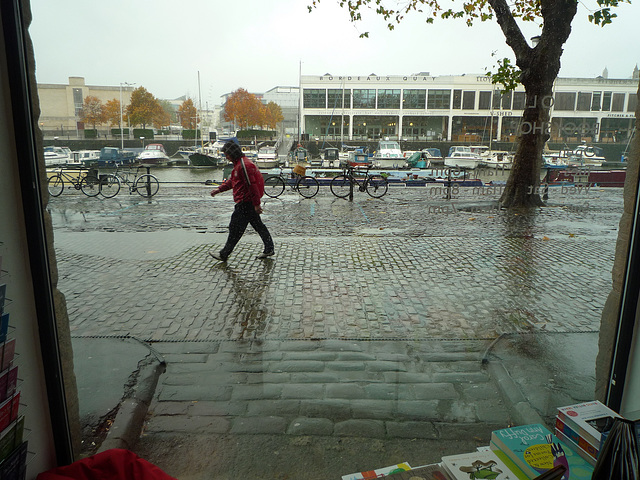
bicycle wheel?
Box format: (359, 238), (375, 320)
(330, 175), (351, 198)
(80, 175), (101, 197)
(296, 176), (319, 198)
(264, 175), (285, 198)
(48, 174), (64, 197)
(366, 174), (389, 198)
(99, 174), (121, 198)
(134, 174), (160, 197)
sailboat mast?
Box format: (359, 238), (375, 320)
(198, 71), (203, 148)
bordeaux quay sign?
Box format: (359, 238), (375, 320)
(316, 75), (495, 83)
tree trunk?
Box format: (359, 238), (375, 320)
(490, 0), (578, 208)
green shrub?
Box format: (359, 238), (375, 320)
(84, 129), (97, 139)
(111, 128), (130, 136)
(133, 128), (154, 140)
(182, 129), (201, 140)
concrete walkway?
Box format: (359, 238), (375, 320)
(51, 183), (619, 478)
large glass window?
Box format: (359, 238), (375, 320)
(402, 89), (426, 109)
(452, 90), (462, 109)
(554, 92), (576, 111)
(352, 89), (376, 109)
(628, 92), (638, 112)
(478, 91), (492, 110)
(603, 91), (612, 111)
(377, 89), (400, 109)
(592, 92), (602, 111)
(427, 89), (450, 109)
(612, 93), (625, 112)
(512, 92), (526, 111)
(303, 89), (326, 108)
(327, 89), (351, 109)
(462, 91), (475, 110)
(576, 92), (591, 111)
(492, 91), (502, 110)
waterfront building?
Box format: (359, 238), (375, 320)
(300, 72), (638, 145)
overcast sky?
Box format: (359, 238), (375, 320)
(29, 0), (639, 108)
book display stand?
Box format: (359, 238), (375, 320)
(0, 249), (29, 479)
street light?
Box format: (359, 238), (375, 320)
(120, 82), (135, 149)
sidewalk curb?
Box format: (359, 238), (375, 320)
(98, 359), (165, 452)
(487, 360), (546, 426)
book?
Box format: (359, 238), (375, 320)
(554, 427), (596, 467)
(0, 313), (8, 344)
(0, 366), (18, 403)
(0, 416), (25, 463)
(383, 464), (454, 479)
(0, 338), (15, 372)
(441, 449), (523, 480)
(0, 392), (20, 433)
(554, 417), (598, 461)
(0, 284), (6, 314)
(0, 440), (27, 480)
(341, 462), (412, 479)
(556, 401), (621, 448)
(490, 424), (594, 479)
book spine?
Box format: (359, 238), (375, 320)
(554, 428), (597, 466)
(556, 411), (599, 447)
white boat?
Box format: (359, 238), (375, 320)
(74, 149), (100, 166)
(372, 140), (405, 168)
(566, 144), (606, 167)
(44, 146), (73, 166)
(481, 151), (513, 169)
(255, 146), (279, 169)
(444, 146), (483, 169)
(138, 143), (170, 166)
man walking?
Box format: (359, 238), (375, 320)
(209, 140), (274, 261)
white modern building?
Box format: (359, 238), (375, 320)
(300, 72), (639, 145)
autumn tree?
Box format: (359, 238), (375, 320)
(264, 101), (284, 130)
(153, 101), (172, 130)
(79, 95), (105, 129)
(310, 0), (626, 208)
(178, 98), (198, 129)
(224, 88), (264, 129)
(126, 86), (161, 129)
(103, 99), (126, 127)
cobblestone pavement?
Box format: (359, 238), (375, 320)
(50, 182), (620, 478)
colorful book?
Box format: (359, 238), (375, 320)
(0, 338), (15, 372)
(0, 313), (8, 344)
(0, 284), (6, 314)
(0, 392), (20, 433)
(554, 427), (596, 467)
(556, 401), (621, 448)
(0, 416), (25, 463)
(490, 424), (594, 479)
(554, 417), (598, 462)
(0, 366), (18, 403)
(341, 462), (412, 479)
(441, 449), (523, 480)
(383, 463), (454, 479)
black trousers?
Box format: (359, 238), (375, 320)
(220, 202), (274, 258)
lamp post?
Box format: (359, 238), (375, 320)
(120, 82), (135, 149)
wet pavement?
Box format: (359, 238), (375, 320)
(50, 180), (620, 478)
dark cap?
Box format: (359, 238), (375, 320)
(222, 140), (243, 160)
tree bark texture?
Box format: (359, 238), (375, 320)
(488, 0), (578, 208)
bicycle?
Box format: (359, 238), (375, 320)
(330, 165), (389, 199)
(263, 165), (320, 199)
(47, 166), (101, 197)
(99, 164), (160, 198)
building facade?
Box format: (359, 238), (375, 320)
(300, 73), (638, 145)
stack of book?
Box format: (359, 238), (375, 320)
(490, 423), (595, 479)
(0, 274), (27, 479)
(555, 400), (622, 466)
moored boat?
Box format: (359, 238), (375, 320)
(444, 146), (483, 169)
(372, 140), (404, 168)
(138, 143), (171, 166)
(44, 146), (73, 166)
(256, 146), (279, 169)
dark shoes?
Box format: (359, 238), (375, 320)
(256, 251), (275, 259)
(209, 251), (228, 262)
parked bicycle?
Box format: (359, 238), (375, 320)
(99, 164), (160, 198)
(264, 165), (320, 199)
(47, 166), (100, 197)
(330, 165), (389, 198)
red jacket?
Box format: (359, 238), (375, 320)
(217, 156), (264, 207)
